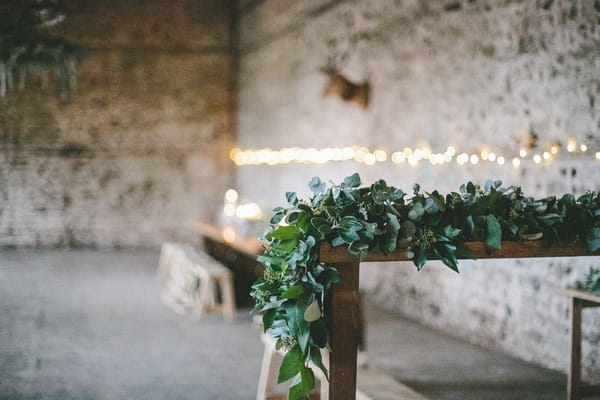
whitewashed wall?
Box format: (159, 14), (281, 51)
(236, 0), (600, 380)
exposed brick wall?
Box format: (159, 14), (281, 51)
(236, 0), (600, 380)
(0, 0), (236, 246)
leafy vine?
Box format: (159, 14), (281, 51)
(251, 173), (600, 399)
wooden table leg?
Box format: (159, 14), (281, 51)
(323, 262), (360, 400)
(568, 297), (582, 400)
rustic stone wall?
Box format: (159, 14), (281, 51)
(236, 0), (600, 380)
(0, 0), (235, 246)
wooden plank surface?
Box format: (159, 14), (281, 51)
(563, 288), (600, 305)
(320, 240), (595, 263)
(188, 221), (262, 258)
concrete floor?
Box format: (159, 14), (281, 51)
(0, 249), (570, 400)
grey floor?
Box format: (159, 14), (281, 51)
(0, 249), (570, 400)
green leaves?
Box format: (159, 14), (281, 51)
(278, 346), (304, 383)
(251, 173), (600, 400)
(485, 214), (502, 250)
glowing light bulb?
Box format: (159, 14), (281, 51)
(374, 149), (387, 162)
(488, 152), (496, 162)
(223, 204), (236, 217)
(481, 151), (489, 161)
(542, 152), (550, 160)
(512, 158), (520, 168)
(391, 152), (405, 163)
(519, 149), (527, 158)
(550, 146), (558, 154)
(225, 189), (238, 203)
(497, 156), (505, 165)
(446, 146), (456, 156)
(580, 144), (588, 152)
(567, 139), (576, 152)
(364, 153), (376, 165)
(596, 152), (600, 160)
(533, 154), (541, 163)
(470, 154), (479, 164)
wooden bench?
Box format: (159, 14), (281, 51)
(563, 289), (600, 400)
(256, 330), (426, 400)
(158, 242), (236, 321)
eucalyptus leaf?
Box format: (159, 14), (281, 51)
(304, 300), (321, 322)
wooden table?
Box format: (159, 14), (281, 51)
(189, 221), (263, 307)
(563, 288), (600, 400)
(319, 240), (598, 400)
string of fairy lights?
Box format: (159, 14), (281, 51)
(229, 138), (600, 169)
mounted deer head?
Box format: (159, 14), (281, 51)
(320, 67), (370, 109)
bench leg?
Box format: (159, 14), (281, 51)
(568, 297), (582, 400)
(219, 276), (236, 321)
(256, 337), (282, 400)
(192, 277), (211, 319)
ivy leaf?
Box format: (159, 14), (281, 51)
(587, 227), (600, 252)
(262, 309), (277, 332)
(310, 346), (328, 379)
(342, 173), (361, 188)
(269, 225), (301, 240)
(286, 191), (298, 205)
(309, 177), (326, 194)
(270, 213), (284, 224)
(282, 285), (306, 299)
(414, 246), (428, 270)
(443, 225), (461, 239)
(300, 366), (315, 395)
(331, 235), (345, 247)
(304, 300), (321, 322)
(387, 213), (400, 231)
(485, 214), (502, 250)
(537, 213), (562, 227)
(310, 319), (328, 348)
(278, 346), (303, 383)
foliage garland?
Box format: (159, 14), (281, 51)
(0, 0), (79, 100)
(250, 173), (600, 399)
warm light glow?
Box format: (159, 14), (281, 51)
(374, 149), (387, 162)
(497, 156), (505, 165)
(230, 142), (598, 167)
(512, 158), (520, 168)
(222, 227), (236, 243)
(519, 149), (527, 158)
(596, 152), (600, 160)
(235, 203), (262, 221)
(364, 153), (377, 165)
(223, 204), (236, 217)
(457, 153), (469, 165)
(391, 152), (405, 163)
(225, 189), (238, 203)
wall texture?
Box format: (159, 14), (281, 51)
(0, 0), (236, 246)
(236, 0), (600, 380)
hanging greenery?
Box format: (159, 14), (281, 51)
(251, 173), (600, 400)
(0, 0), (79, 101)
(575, 267), (600, 295)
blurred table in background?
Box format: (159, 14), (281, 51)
(189, 221), (263, 308)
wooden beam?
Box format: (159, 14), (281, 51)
(323, 262), (360, 400)
(319, 240), (595, 263)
